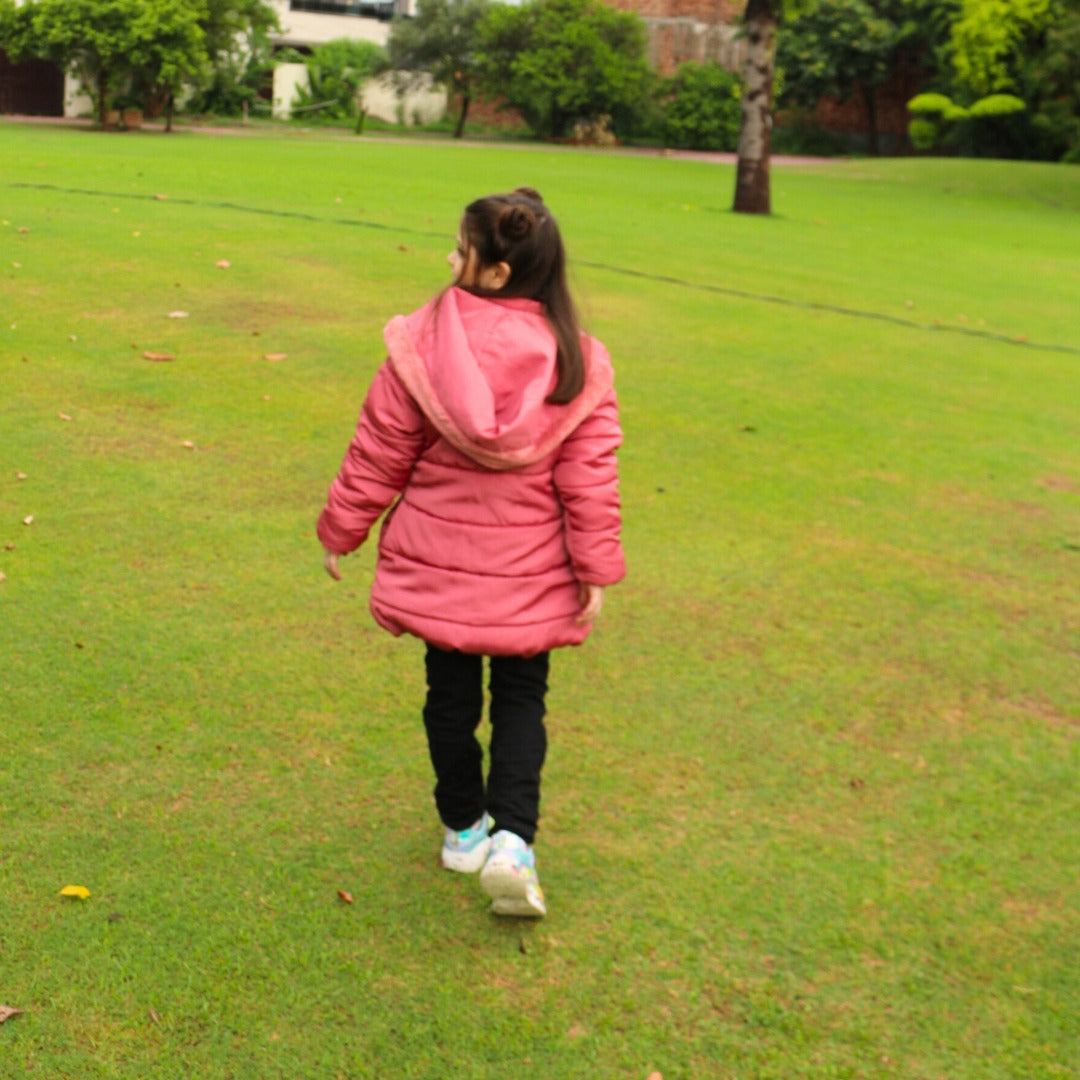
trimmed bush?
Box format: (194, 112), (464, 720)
(907, 91), (1028, 155)
(908, 117), (940, 151)
(907, 92), (954, 117)
(968, 93), (1026, 118)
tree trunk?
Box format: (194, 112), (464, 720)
(454, 90), (470, 139)
(165, 93), (174, 134)
(732, 0), (779, 215)
(97, 68), (108, 128)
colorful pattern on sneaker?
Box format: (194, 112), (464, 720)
(440, 813), (493, 873)
(480, 830), (547, 917)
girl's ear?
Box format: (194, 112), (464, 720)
(479, 261), (512, 291)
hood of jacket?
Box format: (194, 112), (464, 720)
(383, 286), (613, 471)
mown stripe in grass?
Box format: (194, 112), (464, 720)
(13, 180), (1080, 358)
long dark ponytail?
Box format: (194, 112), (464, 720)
(461, 187), (585, 405)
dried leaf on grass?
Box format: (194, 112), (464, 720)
(22, 515), (33, 526)
(59, 884), (91, 900)
(166, 311), (189, 319)
(263, 353), (287, 362)
(216, 260), (231, 269)
(148, 1007), (160, 1024)
(143, 351), (175, 362)
(0, 1004), (25, 1023)
(181, 440), (196, 450)
(58, 412), (72, 421)
(337, 890), (354, 904)
(0, 572), (6, 583)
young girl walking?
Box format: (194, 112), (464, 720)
(317, 187), (625, 918)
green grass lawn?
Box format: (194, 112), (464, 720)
(2, 121), (1077, 1079)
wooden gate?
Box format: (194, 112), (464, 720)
(0, 50), (65, 116)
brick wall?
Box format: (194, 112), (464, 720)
(608, 0), (746, 76)
(809, 56), (924, 142)
(608, 0), (742, 22)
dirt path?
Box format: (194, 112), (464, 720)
(2, 113), (835, 165)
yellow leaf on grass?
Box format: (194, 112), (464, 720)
(60, 885), (91, 900)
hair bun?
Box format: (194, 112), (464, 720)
(501, 204), (535, 241)
(514, 186), (544, 204)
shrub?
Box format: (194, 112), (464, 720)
(968, 93), (1026, 118)
(661, 62), (742, 152)
(908, 116), (940, 151)
(907, 90), (1030, 157)
(294, 38), (388, 120)
(476, 0), (655, 140)
(907, 92), (954, 117)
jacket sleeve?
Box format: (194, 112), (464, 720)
(316, 361), (427, 554)
(552, 386), (626, 586)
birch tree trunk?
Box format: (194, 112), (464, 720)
(733, 0), (779, 215)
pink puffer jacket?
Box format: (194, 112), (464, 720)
(317, 287), (625, 656)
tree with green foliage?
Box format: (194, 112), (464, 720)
(294, 38), (389, 121)
(912, 0), (1077, 160)
(662, 62), (743, 151)
(23, 0), (144, 126)
(0, 0), (33, 61)
(944, 0), (1080, 161)
(1023, 1), (1080, 160)
(777, 0), (892, 155)
(949, 0), (1053, 97)
(200, 0), (277, 63)
(7, 0), (209, 128)
(475, 0), (653, 140)
(388, 0), (490, 139)
(192, 0), (279, 117)
(129, 0), (207, 130)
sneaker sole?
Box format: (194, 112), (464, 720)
(481, 862), (546, 918)
(491, 893), (546, 918)
(441, 836), (492, 874)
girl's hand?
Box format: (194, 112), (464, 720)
(323, 549), (342, 581)
(576, 582), (604, 625)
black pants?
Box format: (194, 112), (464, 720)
(422, 644), (549, 845)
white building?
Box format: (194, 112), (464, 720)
(268, 0), (444, 124)
(269, 0), (406, 52)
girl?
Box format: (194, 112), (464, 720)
(317, 187), (625, 918)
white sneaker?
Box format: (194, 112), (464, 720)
(480, 830), (547, 917)
(440, 814), (492, 873)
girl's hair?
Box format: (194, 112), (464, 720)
(460, 187), (585, 405)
